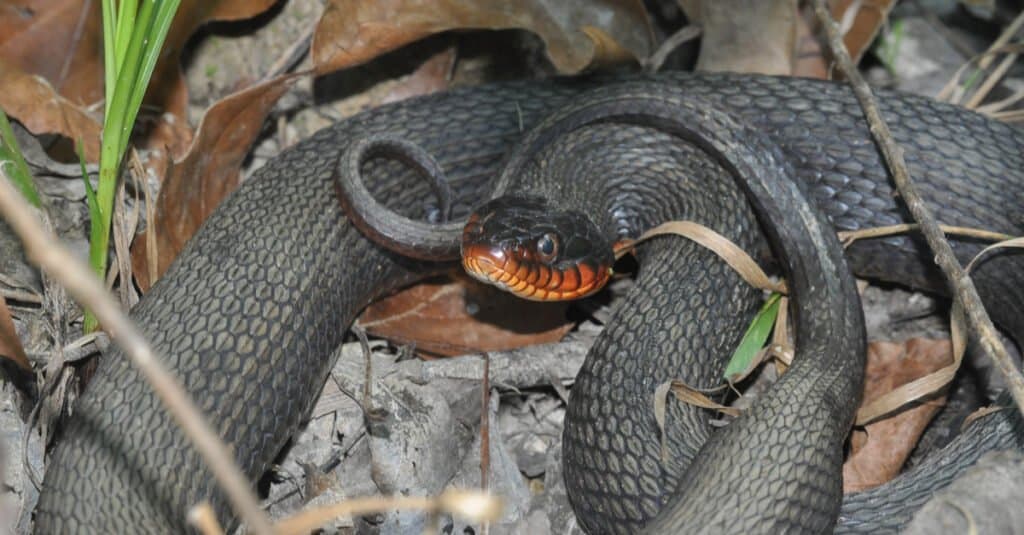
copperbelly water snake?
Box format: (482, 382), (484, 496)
(34, 72), (1024, 533)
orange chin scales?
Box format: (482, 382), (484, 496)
(462, 244), (612, 302)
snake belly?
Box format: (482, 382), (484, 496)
(35, 73), (1024, 533)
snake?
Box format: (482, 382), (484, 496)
(34, 72), (1024, 533)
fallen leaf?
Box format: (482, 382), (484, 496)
(678, 0), (799, 75)
(0, 0), (278, 161)
(312, 0), (653, 75)
(358, 274), (573, 357)
(832, 0), (897, 65)
(843, 338), (952, 493)
(793, 8), (829, 78)
(332, 46), (458, 118)
(0, 296), (30, 374)
(0, 60), (103, 160)
(131, 73), (302, 290)
(0, 0), (104, 106)
(794, 0), (897, 78)
(153, 0), (282, 120)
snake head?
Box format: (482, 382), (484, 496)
(461, 196), (614, 301)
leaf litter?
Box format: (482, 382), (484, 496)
(1, 1), (1021, 532)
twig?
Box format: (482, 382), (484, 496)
(187, 502), (226, 535)
(964, 51), (1018, 109)
(643, 25), (702, 73)
(479, 352), (491, 535)
(273, 490), (500, 535)
(977, 9), (1024, 71)
(0, 179), (275, 532)
(813, 0), (1024, 417)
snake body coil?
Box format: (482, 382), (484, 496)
(36, 73), (1024, 533)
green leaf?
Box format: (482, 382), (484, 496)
(77, 140), (98, 219)
(724, 292), (782, 383)
(0, 109), (41, 207)
(86, 0), (182, 332)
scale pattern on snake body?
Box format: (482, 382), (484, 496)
(35, 72), (1024, 533)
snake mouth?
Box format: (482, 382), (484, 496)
(462, 244), (611, 302)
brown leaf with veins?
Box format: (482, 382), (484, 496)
(358, 274), (573, 357)
(0, 0), (278, 161)
(0, 61), (103, 159)
(843, 338), (952, 493)
(131, 73), (302, 291)
(312, 0), (652, 75)
(0, 296), (31, 374)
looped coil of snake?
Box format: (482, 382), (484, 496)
(35, 72), (1024, 534)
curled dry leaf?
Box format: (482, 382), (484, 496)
(332, 46), (457, 118)
(678, 0), (799, 75)
(0, 61), (102, 160)
(312, 0), (653, 75)
(130, 73), (302, 291)
(0, 0), (278, 162)
(829, 0), (897, 65)
(357, 274), (572, 357)
(0, 295), (30, 373)
(843, 338), (953, 493)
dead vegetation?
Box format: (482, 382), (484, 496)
(1, 0), (1023, 533)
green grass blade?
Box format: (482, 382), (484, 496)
(0, 109), (41, 207)
(102, 0), (118, 113)
(724, 292), (782, 383)
(86, 0), (182, 332)
(77, 140), (99, 219)
(114, 0), (139, 75)
(122, 0), (181, 159)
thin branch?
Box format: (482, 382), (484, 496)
(273, 490), (501, 535)
(479, 352), (491, 535)
(643, 25), (702, 73)
(0, 179), (275, 533)
(812, 0), (1024, 417)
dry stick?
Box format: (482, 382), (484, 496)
(978, 9), (1024, 71)
(479, 352), (491, 535)
(0, 179), (276, 533)
(644, 25), (702, 73)
(812, 0), (1024, 417)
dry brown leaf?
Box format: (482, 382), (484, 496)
(0, 0), (105, 106)
(312, 0), (652, 75)
(678, 0), (799, 75)
(831, 0), (897, 65)
(843, 338), (952, 493)
(0, 60), (103, 160)
(0, 0), (278, 110)
(131, 73), (302, 290)
(0, 296), (31, 374)
(333, 46), (458, 118)
(794, 0), (896, 78)
(793, 7), (829, 78)
(358, 274), (572, 357)
(617, 220), (785, 294)
(0, 0), (278, 162)
(152, 0), (282, 120)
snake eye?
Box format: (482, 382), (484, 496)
(536, 233), (558, 261)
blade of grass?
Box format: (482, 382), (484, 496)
(102, 0), (117, 111)
(724, 292), (782, 383)
(87, 0), (181, 331)
(0, 109), (40, 207)
(113, 0), (139, 83)
(124, 1), (180, 137)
